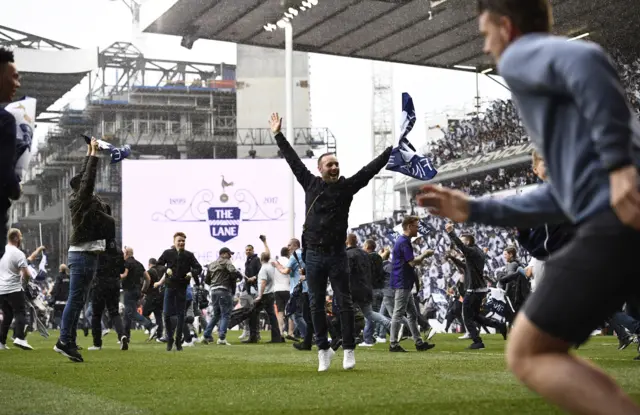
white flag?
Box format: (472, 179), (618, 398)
(5, 97), (37, 182)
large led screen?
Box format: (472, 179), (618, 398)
(121, 159), (317, 271)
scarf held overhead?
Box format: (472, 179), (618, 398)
(82, 135), (131, 164)
(386, 92), (437, 181)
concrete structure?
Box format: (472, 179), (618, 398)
(236, 44), (317, 159)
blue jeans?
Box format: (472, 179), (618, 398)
(60, 251), (99, 345)
(204, 289), (233, 340)
(360, 300), (390, 344)
(305, 248), (355, 350)
(364, 289), (384, 342)
(163, 286), (187, 342)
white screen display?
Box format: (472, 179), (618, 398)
(121, 158), (318, 270)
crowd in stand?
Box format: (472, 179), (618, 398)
(427, 99), (528, 165)
(441, 164), (538, 197)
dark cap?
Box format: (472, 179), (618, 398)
(219, 247), (234, 256)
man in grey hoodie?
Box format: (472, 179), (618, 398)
(418, 1), (640, 414)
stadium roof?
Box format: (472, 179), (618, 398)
(0, 26), (97, 118)
(144, 0), (640, 71)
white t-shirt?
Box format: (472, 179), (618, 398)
(258, 263), (276, 295)
(274, 257), (290, 293)
(0, 245), (28, 295)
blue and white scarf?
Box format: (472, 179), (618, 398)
(82, 135), (131, 164)
(386, 92), (437, 180)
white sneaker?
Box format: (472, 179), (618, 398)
(238, 332), (248, 340)
(358, 342), (375, 347)
(343, 349), (355, 370)
(148, 325), (159, 340)
(217, 339), (231, 346)
(88, 346), (102, 351)
(458, 333), (471, 340)
(183, 340), (195, 347)
(375, 337), (386, 344)
(102, 329), (110, 337)
(144, 329), (150, 335)
(13, 338), (33, 351)
(0, 343), (8, 350)
(318, 348), (335, 372)
(427, 327), (437, 341)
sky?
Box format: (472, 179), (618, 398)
(1, 0), (511, 229)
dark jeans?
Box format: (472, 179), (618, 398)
(163, 286), (187, 343)
(250, 292), (282, 341)
(301, 292), (314, 346)
(60, 251), (99, 345)
(91, 285), (124, 347)
(0, 197), (9, 260)
(142, 294), (164, 336)
(305, 248), (355, 350)
(123, 290), (152, 339)
(462, 291), (504, 343)
(0, 291), (27, 344)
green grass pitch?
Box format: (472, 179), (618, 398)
(1, 331), (639, 415)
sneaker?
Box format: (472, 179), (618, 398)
(427, 327), (437, 341)
(238, 332), (248, 340)
(54, 340), (84, 362)
(88, 346), (102, 351)
(293, 342), (312, 351)
(176, 341), (183, 352)
(201, 336), (214, 344)
(166, 338), (174, 352)
(148, 325), (159, 341)
(343, 349), (355, 370)
(458, 333), (471, 340)
(102, 328), (110, 337)
(0, 343), (9, 350)
(183, 340), (195, 347)
(217, 339), (231, 346)
(318, 348), (335, 372)
(144, 329), (150, 335)
(416, 342), (435, 351)
(468, 342), (485, 350)
(13, 338), (33, 350)
(389, 344), (406, 353)
(358, 342), (375, 347)
(157, 337), (168, 343)
(375, 337), (386, 344)
(618, 336), (633, 351)
(120, 336), (129, 351)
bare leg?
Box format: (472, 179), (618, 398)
(506, 313), (640, 415)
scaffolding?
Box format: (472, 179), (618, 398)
(371, 61), (395, 221)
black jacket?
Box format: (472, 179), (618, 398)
(368, 252), (385, 290)
(275, 132), (391, 249)
(146, 264), (166, 297)
(68, 156), (115, 246)
(346, 246), (373, 304)
(243, 254), (261, 294)
(50, 272), (70, 306)
(157, 248), (202, 289)
(448, 230), (486, 292)
(0, 109), (20, 200)
(517, 223), (575, 260)
(93, 239), (125, 290)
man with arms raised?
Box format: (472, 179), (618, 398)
(418, 1), (640, 413)
(270, 112), (392, 371)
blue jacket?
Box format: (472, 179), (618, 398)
(469, 34), (640, 228)
(517, 223), (574, 261)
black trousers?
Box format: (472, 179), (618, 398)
(0, 197), (9, 260)
(445, 301), (463, 332)
(249, 293), (282, 341)
(91, 284), (125, 347)
(142, 294), (163, 337)
(462, 291), (504, 344)
(0, 291), (27, 344)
